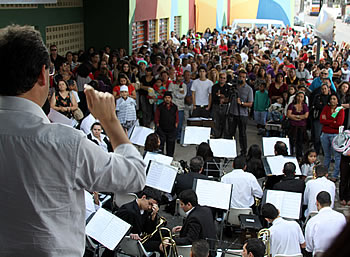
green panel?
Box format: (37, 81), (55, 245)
(0, 5), (84, 43)
(178, 0), (189, 37)
(84, 0), (130, 53)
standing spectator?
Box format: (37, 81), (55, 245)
(116, 85), (137, 132)
(301, 33), (310, 47)
(339, 81), (350, 129)
(268, 73), (288, 102)
(287, 91), (309, 159)
(154, 91), (178, 157)
(320, 93), (345, 180)
(139, 67), (155, 127)
(191, 66), (213, 118)
(168, 72), (187, 143)
(49, 44), (65, 71)
(254, 82), (270, 135)
(341, 63), (350, 82)
(183, 70), (193, 128)
(211, 72), (230, 138)
(226, 69), (253, 155)
(50, 79), (78, 119)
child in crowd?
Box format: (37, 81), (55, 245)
(268, 95), (284, 122)
(116, 85), (137, 132)
(254, 82), (270, 135)
(300, 148), (318, 178)
(153, 78), (167, 106)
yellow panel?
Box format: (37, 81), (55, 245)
(230, 0), (259, 25)
(157, 0), (171, 19)
(196, 0), (217, 33)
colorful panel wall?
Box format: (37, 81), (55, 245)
(195, 0), (217, 33)
(257, 0), (294, 26)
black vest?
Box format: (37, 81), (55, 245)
(158, 102), (177, 132)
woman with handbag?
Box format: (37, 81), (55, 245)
(320, 93), (345, 181)
(287, 91), (309, 159)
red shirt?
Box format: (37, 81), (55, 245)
(219, 45), (228, 52)
(320, 105), (345, 134)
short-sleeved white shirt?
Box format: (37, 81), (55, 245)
(191, 78), (213, 106)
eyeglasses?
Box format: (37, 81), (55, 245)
(321, 72), (328, 75)
(50, 48), (57, 51)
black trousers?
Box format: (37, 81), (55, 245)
(157, 127), (176, 157)
(340, 155), (350, 201)
(211, 104), (228, 138)
(192, 106), (210, 118)
(288, 126), (306, 159)
(225, 115), (248, 155)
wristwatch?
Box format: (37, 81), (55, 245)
(241, 101), (244, 106)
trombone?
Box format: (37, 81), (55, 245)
(140, 215), (167, 244)
(159, 227), (179, 257)
(257, 228), (270, 257)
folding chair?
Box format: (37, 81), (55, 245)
(85, 235), (106, 257)
(224, 249), (243, 257)
(176, 245), (192, 257)
(113, 193), (137, 208)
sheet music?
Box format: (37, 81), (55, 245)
(183, 126), (211, 145)
(266, 190), (302, 219)
(209, 139), (237, 158)
(129, 126), (154, 146)
(48, 108), (73, 126)
(143, 152), (173, 168)
(266, 156), (301, 175)
(187, 117), (213, 121)
(262, 137), (290, 156)
(146, 161), (177, 193)
(86, 208), (131, 250)
(195, 179), (232, 210)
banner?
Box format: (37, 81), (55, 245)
(315, 6), (336, 43)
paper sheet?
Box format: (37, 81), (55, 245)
(86, 208), (131, 250)
(183, 126), (211, 145)
(145, 161), (178, 193)
(266, 156), (301, 176)
(48, 108), (73, 126)
(143, 152), (173, 167)
(195, 179), (232, 210)
(129, 126), (154, 146)
(262, 137), (290, 156)
(209, 139), (237, 158)
(266, 190), (302, 220)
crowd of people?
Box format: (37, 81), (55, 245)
(3, 21), (350, 257)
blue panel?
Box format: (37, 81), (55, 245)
(216, 0), (224, 32)
(257, 0), (291, 26)
(170, 0), (178, 34)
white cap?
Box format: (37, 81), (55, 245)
(120, 85), (128, 92)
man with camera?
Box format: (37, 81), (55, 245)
(225, 68), (253, 156)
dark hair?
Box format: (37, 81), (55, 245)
(0, 25), (50, 96)
(245, 238), (266, 257)
(274, 141), (288, 156)
(191, 240), (209, 257)
(179, 189), (198, 207)
(315, 165), (328, 177)
(317, 191), (331, 207)
(300, 148), (317, 166)
(144, 133), (160, 152)
(246, 145), (265, 178)
(328, 93), (341, 106)
(190, 156), (204, 173)
(283, 162), (296, 177)
(261, 203), (279, 220)
(90, 122), (102, 131)
(233, 155), (247, 170)
(198, 65), (207, 73)
(137, 186), (162, 203)
(196, 142), (214, 161)
(145, 67), (153, 73)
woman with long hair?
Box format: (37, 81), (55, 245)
(50, 79), (78, 119)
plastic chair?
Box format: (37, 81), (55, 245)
(113, 193), (137, 208)
(224, 249), (243, 256)
(176, 245), (192, 257)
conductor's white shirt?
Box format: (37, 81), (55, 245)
(221, 169), (263, 208)
(269, 217), (305, 257)
(305, 207), (346, 255)
(303, 177), (335, 217)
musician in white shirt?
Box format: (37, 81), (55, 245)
(221, 156), (263, 209)
(262, 203), (305, 257)
(303, 165), (335, 217)
(305, 191), (346, 256)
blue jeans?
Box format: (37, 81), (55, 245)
(177, 110), (184, 140)
(320, 132), (341, 178)
(254, 111), (267, 125)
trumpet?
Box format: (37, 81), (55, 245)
(257, 228), (271, 257)
(140, 215), (167, 244)
(312, 161), (320, 179)
(159, 227), (179, 257)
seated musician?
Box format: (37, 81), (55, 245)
(102, 187), (162, 256)
(273, 162), (305, 194)
(261, 203), (305, 257)
(161, 189), (217, 257)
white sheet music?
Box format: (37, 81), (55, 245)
(143, 152), (173, 168)
(183, 126), (211, 145)
(209, 139), (237, 158)
(262, 137), (291, 156)
(48, 108), (73, 126)
(86, 208), (131, 250)
(266, 156), (301, 175)
(129, 126), (154, 146)
(266, 190), (302, 219)
(146, 161), (177, 193)
(195, 179), (232, 210)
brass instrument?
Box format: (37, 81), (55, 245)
(159, 227), (179, 257)
(257, 228), (271, 257)
(140, 216), (167, 244)
(312, 161), (321, 179)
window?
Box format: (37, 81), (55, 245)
(148, 19), (156, 44)
(132, 21), (145, 51)
(173, 16), (181, 38)
(158, 18), (168, 42)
